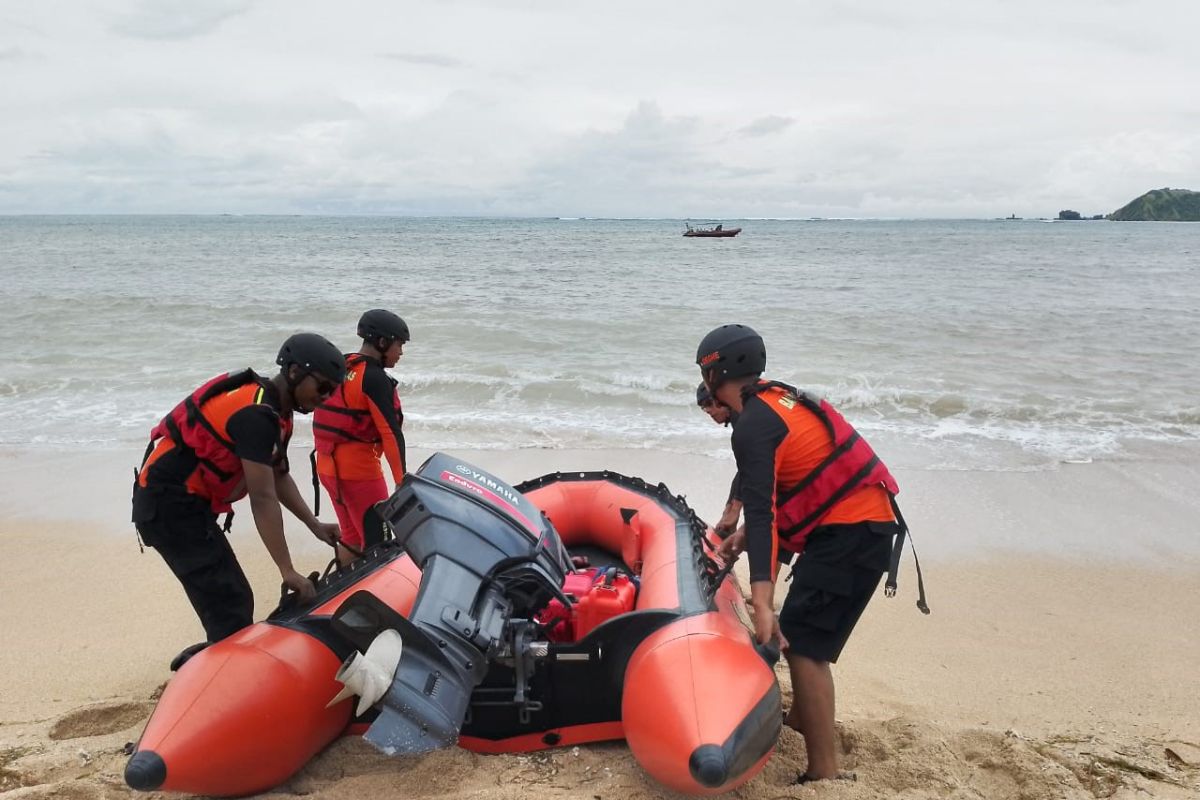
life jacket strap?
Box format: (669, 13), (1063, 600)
(885, 495), (930, 614)
(187, 369), (276, 455)
(316, 404), (370, 419)
(312, 420), (378, 443)
(777, 431), (863, 508)
(780, 453), (881, 537)
(160, 414), (235, 482)
(309, 448), (321, 517)
(194, 368), (261, 407)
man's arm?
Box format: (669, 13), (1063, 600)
(362, 368), (406, 483)
(227, 406), (321, 598)
(715, 472), (743, 535)
(731, 404), (789, 644)
(275, 470), (340, 546)
(732, 410), (787, 585)
(243, 460), (313, 598)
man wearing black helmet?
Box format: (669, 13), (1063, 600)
(313, 310), (409, 564)
(696, 323), (921, 785)
(696, 381), (735, 427)
(132, 333), (346, 660)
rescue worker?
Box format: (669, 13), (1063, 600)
(696, 381), (734, 426)
(312, 309), (408, 564)
(696, 323), (926, 785)
(132, 333), (346, 660)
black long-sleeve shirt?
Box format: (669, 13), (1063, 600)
(729, 394), (791, 582)
(359, 358), (407, 478)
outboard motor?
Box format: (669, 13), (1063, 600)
(330, 453), (570, 755)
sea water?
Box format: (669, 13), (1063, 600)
(1, 216), (1196, 471)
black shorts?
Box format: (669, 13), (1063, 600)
(133, 484), (254, 643)
(778, 521), (897, 663)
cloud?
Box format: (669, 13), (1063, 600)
(379, 52), (464, 69)
(3, 1), (1199, 216)
(110, 0), (254, 40)
(738, 115), (794, 138)
(0, 46), (34, 61)
(494, 102), (742, 217)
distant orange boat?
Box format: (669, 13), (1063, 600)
(684, 223), (741, 238)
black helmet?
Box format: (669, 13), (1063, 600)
(276, 333), (347, 384)
(357, 309), (409, 343)
(695, 324), (766, 387)
(696, 381), (713, 407)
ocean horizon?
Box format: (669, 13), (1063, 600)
(1, 215), (1196, 471)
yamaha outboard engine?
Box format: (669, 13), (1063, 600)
(330, 453), (570, 755)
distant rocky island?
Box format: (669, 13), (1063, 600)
(1107, 187), (1200, 221)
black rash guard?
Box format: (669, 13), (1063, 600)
(360, 357), (407, 476)
(225, 405), (285, 467)
(729, 394), (791, 582)
(726, 409), (743, 503)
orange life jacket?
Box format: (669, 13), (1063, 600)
(312, 353), (402, 454)
(139, 370), (291, 514)
(313, 355), (373, 451)
(752, 382), (899, 552)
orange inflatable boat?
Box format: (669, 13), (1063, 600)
(125, 453), (780, 796)
(123, 542), (422, 795)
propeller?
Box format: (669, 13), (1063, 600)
(327, 629), (404, 716)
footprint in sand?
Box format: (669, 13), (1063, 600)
(48, 701), (153, 741)
(3, 778), (106, 800)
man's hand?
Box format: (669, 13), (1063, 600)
(750, 598), (788, 650)
(749, 580), (786, 648)
(282, 568), (316, 601)
(717, 526), (746, 562)
(715, 505), (741, 537)
(310, 521), (341, 547)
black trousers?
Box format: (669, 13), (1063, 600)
(133, 485), (254, 642)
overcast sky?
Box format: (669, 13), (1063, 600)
(2, 0), (1197, 217)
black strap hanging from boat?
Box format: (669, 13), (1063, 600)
(309, 449), (320, 516)
(886, 495), (930, 614)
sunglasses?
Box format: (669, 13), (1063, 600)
(309, 374), (337, 398)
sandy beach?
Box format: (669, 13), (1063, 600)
(2, 445), (1199, 799)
